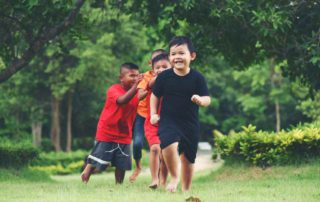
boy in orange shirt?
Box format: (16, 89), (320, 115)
(129, 49), (166, 182)
(143, 53), (171, 189)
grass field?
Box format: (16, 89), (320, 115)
(1, 160), (320, 202)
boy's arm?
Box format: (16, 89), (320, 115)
(148, 77), (157, 89)
(150, 93), (160, 125)
(138, 89), (148, 100)
(191, 95), (211, 107)
(138, 76), (157, 101)
(117, 75), (143, 105)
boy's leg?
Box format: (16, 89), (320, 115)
(81, 141), (113, 183)
(130, 115), (145, 182)
(149, 144), (161, 188)
(112, 143), (131, 184)
(81, 164), (94, 183)
(159, 150), (168, 188)
(115, 168), (126, 184)
(162, 142), (180, 192)
(180, 153), (194, 192)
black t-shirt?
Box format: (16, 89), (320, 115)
(153, 68), (209, 139)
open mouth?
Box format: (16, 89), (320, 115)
(174, 60), (184, 68)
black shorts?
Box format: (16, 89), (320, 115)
(159, 129), (199, 164)
(87, 141), (132, 171)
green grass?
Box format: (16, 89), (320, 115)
(1, 160), (320, 202)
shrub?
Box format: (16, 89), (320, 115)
(31, 150), (88, 167)
(30, 150), (89, 175)
(40, 138), (55, 152)
(0, 140), (39, 168)
(30, 160), (84, 175)
(214, 122), (320, 167)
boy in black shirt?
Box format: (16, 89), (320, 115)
(150, 36), (211, 192)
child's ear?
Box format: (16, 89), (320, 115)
(191, 52), (197, 61)
(148, 60), (152, 67)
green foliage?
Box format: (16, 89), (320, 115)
(30, 160), (84, 175)
(214, 122), (320, 167)
(0, 3), (151, 149)
(0, 0), (85, 60)
(31, 150), (88, 167)
(297, 91), (320, 121)
(30, 150), (88, 175)
(125, 0), (320, 90)
(0, 139), (39, 168)
(232, 60), (306, 131)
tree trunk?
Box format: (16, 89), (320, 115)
(66, 91), (73, 152)
(275, 100), (281, 132)
(32, 121), (42, 147)
(50, 97), (61, 151)
(270, 58), (282, 133)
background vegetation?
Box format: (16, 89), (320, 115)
(0, 1), (320, 201)
(0, 0), (319, 178)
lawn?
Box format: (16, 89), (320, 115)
(1, 160), (320, 202)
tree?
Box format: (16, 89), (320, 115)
(0, 2), (152, 151)
(124, 0), (320, 90)
(0, 0), (85, 83)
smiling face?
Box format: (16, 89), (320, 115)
(119, 67), (139, 90)
(169, 44), (196, 72)
(153, 59), (171, 75)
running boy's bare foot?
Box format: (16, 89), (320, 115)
(129, 167), (141, 182)
(148, 179), (159, 189)
(166, 178), (179, 193)
(81, 164), (93, 183)
(149, 183), (158, 189)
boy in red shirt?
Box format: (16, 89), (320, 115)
(81, 63), (143, 184)
(143, 53), (171, 189)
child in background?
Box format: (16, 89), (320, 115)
(150, 36), (211, 192)
(81, 63), (143, 184)
(129, 49), (166, 182)
(143, 53), (171, 189)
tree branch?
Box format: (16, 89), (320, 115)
(0, 0), (85, 83)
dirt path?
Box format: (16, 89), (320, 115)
(194, 150), (219, 172)
(139, 149), (220, 175)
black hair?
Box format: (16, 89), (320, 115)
(151, 49), (166, 57)
(169, 36), (195, 53)
(151, 53), (169, 67)
(120, 62), (139, 72)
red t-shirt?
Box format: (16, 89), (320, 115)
(95, 84), (139, 144)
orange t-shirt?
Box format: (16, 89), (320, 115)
(137, 70), (155, 118)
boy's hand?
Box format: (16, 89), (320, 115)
(191, 94), (202, 106)
(150, 114), (160, 125)
(138, 89), (148, 100)
(135, 74), (144, 85)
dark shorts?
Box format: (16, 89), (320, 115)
(178, 139), (198, 164)
(87, 141), (132, 171)
(159, 130), (198, 164)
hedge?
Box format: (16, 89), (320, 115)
(214, 122), (320, 167)
(0, 144), (39, 168)
(29, 150), (88, 175)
